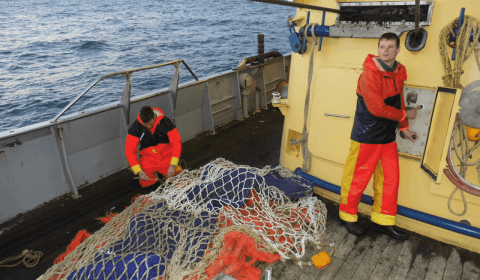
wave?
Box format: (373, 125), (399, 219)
(77, 41), (108, 51)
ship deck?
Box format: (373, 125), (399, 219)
(1, 106), (479, 280)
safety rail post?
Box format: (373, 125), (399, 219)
(120, 72), (133, 129)
(167, 62), (181, 120)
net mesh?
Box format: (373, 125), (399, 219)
(39, 158), (328, 280)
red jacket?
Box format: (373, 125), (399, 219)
(351, 55), (409, 144)
(125, 108), (181, 174)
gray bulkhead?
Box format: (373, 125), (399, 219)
(0, 55), (290, 224)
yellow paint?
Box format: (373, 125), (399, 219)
(422, 88), (460, 183)
(286, 129), (302, 158)
(281, 0), (480, 253)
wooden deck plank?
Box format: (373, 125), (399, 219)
(332, 235), (375, 280)
(260, 200), (341, 279)
(3, 106), (480, 280)
(424, 242), (451, 280)
(294, 221), (349, 280)
(350, 235), (389, 280)
(269, 260), (288, 280)
(310, 231), (358, 280)
(405, 238), (443, 280)
(281, 221), (345, 280)
(461, 250), (480, 280)
(443, 248), (463, 280)
(387, 235), (422, 280)
(405, 254), (429, 280)
(369, 239), (405, 280)
(259, 176), (341, 279)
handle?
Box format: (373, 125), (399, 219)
(324, 113), (350, 118)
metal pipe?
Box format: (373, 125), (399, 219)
(52, 78), (104, 122)
(233, 51), (282, 70)
(318, 11), (326, 51)
(255, 88), (260, 113)
(294, 168), (480, 240)
(100, 60), (198, 81)
(241, 89), (249, 118)
(52, 125), (80, 198)
(257, 34), (265, 64)
(248, 0), (350, 15)
(299, 25), (330, 38)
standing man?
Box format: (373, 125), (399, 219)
(339, 33), (420, 240)
(125, 106), (182, 188)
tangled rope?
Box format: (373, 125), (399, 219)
(291, 23), (318, 172)
(0, 250), (43, 268)
(440, 15), (480, 215)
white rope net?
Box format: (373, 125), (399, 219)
(39, 158), (328, 280)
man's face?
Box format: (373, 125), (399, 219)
(378, 39), (400, 64)
(144, 118), (155, 129)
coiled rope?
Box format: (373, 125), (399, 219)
(439, 15), (480, 215)
(439, 15), (480, 89)
(0, 250), (43, 268)
(291, 23), (318, 172)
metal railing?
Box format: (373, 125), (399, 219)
(47, 60), (198, 198)
(51, 60), (198, 122)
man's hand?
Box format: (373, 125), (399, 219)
(402, 129), (418, 143)
(165, 165), (176, 180)
(405, 105), (422, 119)
(138, 171), (151, 181)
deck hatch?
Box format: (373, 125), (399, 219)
(421, 87), (460, 183)
(336, 1), (434, 27)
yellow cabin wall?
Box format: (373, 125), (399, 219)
(280, 0), (480, 252)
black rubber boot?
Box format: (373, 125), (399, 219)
(374, 224), (409, 241)
(341, 220), (368, 236)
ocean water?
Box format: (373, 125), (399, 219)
(0, 0), (293, 132)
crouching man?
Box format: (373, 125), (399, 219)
(125, 106), (182, 187)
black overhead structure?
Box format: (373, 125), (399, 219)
(248, 0), (350, 14)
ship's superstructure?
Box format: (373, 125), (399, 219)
(274, 0), (480, 252)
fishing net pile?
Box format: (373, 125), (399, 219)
(39, 158), (328, 280)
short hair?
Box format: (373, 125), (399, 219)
(379, 33), (400, 48)
(140, 106), (155, 123)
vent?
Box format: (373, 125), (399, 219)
(337, 1), (434, 27)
